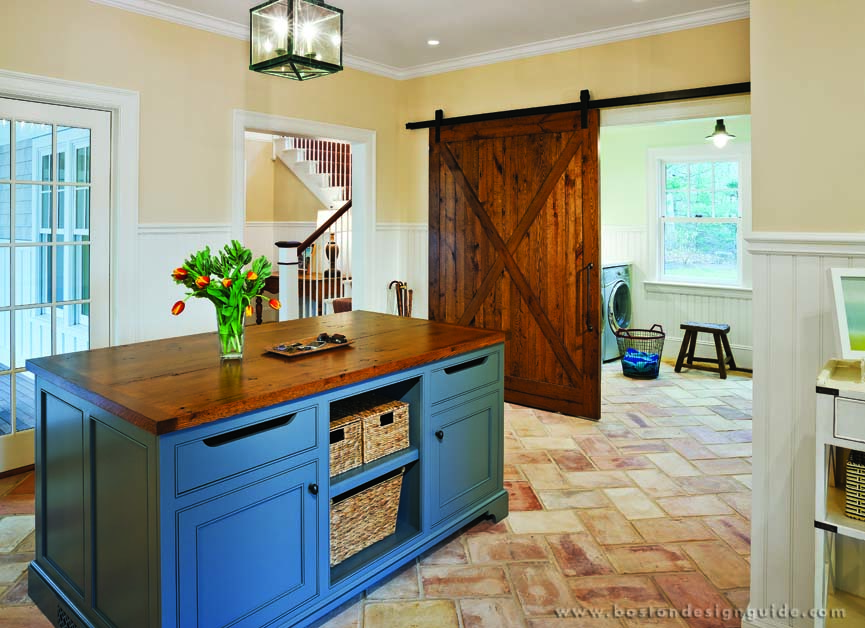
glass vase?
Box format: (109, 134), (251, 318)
(216, 307), (245, 360)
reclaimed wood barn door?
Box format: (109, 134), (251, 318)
(429, 110), (600, 419)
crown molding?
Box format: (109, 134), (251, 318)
(91, 0), (749, 81)
(91, 0), (248, 39)
(395, 1), (750, 79)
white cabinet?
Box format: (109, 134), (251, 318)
(815, 360), (865, 627)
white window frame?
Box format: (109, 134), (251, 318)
(646, 143), (751, 291)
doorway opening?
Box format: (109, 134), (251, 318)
(244, 131), (353, 322)
(231, 110), (375, 319)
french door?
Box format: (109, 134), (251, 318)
(0, 97), (110, 472)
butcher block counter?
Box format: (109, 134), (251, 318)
(27, 311), (508, 628)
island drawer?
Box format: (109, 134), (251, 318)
(430, 349), (500, 406)
(174, 405), (318, 495)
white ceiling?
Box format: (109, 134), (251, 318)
(95, 0), (749, 78)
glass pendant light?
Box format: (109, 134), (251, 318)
(706, 118), (735, 149)
(250, 0), (343, 80)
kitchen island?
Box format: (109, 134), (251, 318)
(26, 311), (507, 628)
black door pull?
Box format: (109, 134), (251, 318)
(435, 430), (444, 440)
(583, 262), (594, 332)
(308, 483), (319, 495)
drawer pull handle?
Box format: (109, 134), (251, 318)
(203, 414), (295, 448)
(380, 412), (394, 427)
(330, 428), (345, 444)
(444, 356), (488, 375)
(435, 430), (444, 440)
(308, 483), (319, 495)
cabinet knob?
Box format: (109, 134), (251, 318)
(308, 483), (319, 495)
(435, 430), (444, 440)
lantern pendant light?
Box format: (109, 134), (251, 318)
(250, 0), (343, 80)
(706, 118), (735, 149)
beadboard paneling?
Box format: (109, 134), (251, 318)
(746, 235), (865, 628)
(136, 224), (233, 342)
(375, 223), (428, 318)
(603, 225), (753, 368)
(243, 221), (315, 266)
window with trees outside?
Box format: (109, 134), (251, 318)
(656, 151), (747, 286)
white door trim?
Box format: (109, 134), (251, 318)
(0, 69), (140, 345)
(231, 110), (377, 312)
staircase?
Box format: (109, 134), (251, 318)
(274, 136), (352, 210)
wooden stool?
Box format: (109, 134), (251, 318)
(674, 322), (737, 379)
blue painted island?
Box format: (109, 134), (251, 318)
(26, 311), (507, 628)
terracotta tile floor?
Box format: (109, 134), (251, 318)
(0, 362), (751, 628)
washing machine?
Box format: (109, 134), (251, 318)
(602, 263), (632, 362)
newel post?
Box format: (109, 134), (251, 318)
(275, 240), (300, 321)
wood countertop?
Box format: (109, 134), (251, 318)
(27, 311), (505, 435)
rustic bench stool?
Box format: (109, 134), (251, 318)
(674, 322), (737, 379)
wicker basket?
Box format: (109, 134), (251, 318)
(845, 450), (865, 521)
(329, 414), (363, 477)
(330, 467), (404, 565)
(332, 394), (410, 464)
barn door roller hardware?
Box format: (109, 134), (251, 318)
(406, 82), (750, 131)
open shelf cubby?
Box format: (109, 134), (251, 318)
(327, 375), (423, 585)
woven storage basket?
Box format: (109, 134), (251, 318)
(330, 467), (404, 565)
(846, 450), (865, 522)
(329, 413), (363, 477)
(332, 394), (409, 464)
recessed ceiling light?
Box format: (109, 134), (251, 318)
(427, 39), (440, 46)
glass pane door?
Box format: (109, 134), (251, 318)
(0, 98), (110, 472)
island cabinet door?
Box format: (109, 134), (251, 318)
(175, 460), (320, 628)
(428, 389), (502, 526)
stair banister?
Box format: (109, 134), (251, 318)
(297, 199), (352, 255)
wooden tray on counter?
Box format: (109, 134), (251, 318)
(266, 336), (353, 359)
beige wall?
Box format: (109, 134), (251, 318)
(1, 0), (402, 223)
(244, 139), (274, 222)
(397, 19), (751, 223)
(2, 0), (751, 228)
(273, 159), (324, 223)
(245, 138), (323, 222)
(751, 0), (865, 232)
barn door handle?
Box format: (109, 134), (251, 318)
(583, 263), (594, 332)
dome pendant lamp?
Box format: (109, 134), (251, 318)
(706, 118), (735, 149)
(250, 0), (343, 80)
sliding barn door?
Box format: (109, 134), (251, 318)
(429, 110), (600, 419)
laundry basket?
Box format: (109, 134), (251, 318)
(615, 325), (665, 379)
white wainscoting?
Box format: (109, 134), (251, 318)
(374, 223), (428, 318)
(136, 224), (232, 342)
(132, 222), (428, 342)
(746, 233), (865, 628)
(243, 221), (315, 267)
(602, 225), (753, 368)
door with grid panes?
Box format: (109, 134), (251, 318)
(0, 98), (109, 471)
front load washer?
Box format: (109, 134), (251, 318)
(602, 263), (632, 362)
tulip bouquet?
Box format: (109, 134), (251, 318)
(171, 240), (280, 359)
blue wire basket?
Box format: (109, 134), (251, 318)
(615, 324), (665, 379)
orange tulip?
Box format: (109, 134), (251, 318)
(245, 304), (254, 317)
(222, 278), (233, 288)
(268, 298), (281, 311)
(195, 275), (210, 289)
(172, 267), (188, 280)
(246, 271), (258, 281)
(171, 301), (185, 316)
